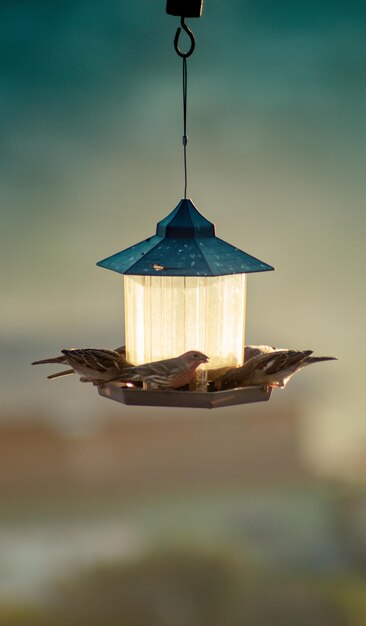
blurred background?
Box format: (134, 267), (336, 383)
(1, 0), (365, 624)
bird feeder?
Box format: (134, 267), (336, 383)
(96, 1), (275, 408)
(97, 199), (273, 407)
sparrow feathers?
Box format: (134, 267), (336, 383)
(32, 347), (131, 385)
(114, 351), (209, 389)
(219, 349), (337, 391)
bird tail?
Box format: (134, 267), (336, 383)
(32, 356), (66, 365)
(306, 356), (338, 364)
(47, 369), (75, 380)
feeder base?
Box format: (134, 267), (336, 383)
(98, 383), (272, 409)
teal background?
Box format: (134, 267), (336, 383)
(1, 0), (365, 475)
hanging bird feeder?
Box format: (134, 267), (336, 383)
(97, 0), (274, 409)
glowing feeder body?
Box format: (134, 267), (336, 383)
(124, 274), (246, 369)
(97, 198), (273, 378)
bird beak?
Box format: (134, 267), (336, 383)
(203, 355), (209, 363)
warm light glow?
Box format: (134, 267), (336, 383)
(124, 275), (246, 369)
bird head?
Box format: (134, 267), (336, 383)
(114, 345), (126, 356)
(182, 351), (209, 365)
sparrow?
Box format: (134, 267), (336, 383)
(218, 349), (337, 391)
(113, 350), (209, 389)
(32, 347), (131, 385)
(208, 345), (285, 383)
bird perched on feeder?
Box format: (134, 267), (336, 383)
(218, 349), (337, 391)
(113, 350), (209, 389)
(208, 345), (285, 384)
(32, 347), (131, 385)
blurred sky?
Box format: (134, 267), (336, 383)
(1, 0), (365, 473)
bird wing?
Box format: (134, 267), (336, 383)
(61, 349), (125, 373)
(151, 361), (181, 376)
(219, 350), (309, 388)
(122, 360), (180, 381)
(252, 350), (312, 375)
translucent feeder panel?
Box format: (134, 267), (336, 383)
(124, 274), (246, 369)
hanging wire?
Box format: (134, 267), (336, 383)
(182, 56), (188, 199)
(174, 17), (195, 199)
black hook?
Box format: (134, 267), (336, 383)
(174, 17), (195, 58)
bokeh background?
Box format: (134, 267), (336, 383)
(1, 1), (365, 624)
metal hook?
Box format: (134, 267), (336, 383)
(174, 17), (195, 58)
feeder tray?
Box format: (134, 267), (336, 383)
(98, 384), (272, 409)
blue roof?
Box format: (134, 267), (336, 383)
(97, 199), (274, 277)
